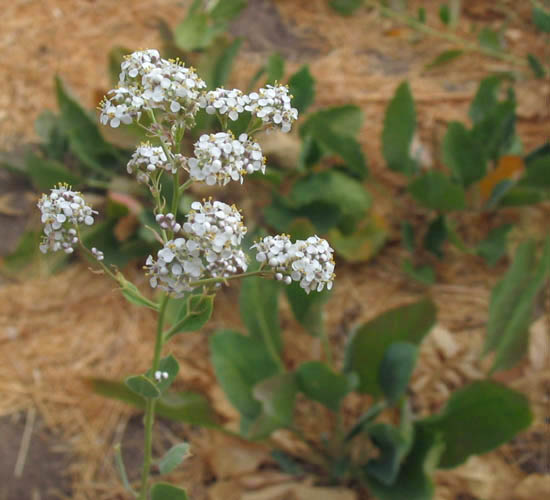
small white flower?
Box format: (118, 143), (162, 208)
(245, 84), (298, 133)
(37, 184), (97, 254)
(145, 200), (248, 296)
(127, 143), (181, 182)
(186, 132), (265, 186)
(199, 88), (250, 121)
(91, 247), (104, 261)
(252, 235), (335, 293)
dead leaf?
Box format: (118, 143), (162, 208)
(241, 482), (357, 500)
(528, 316), (549, 371)
(513, 474), (550, 499)
(479, 155), (524, 202)
(0, 193), (25, 216)
(208, 480), (242, 500)
(113, 214), (138, 242)
(205, 432), (269, 479)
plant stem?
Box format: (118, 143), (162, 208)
(363, 0), (528, 68)
(138, 294), (170, 500)
(318, 322), (334, 370)
(188, 269), (274, 288)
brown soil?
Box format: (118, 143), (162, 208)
(1, 1), (549, 500)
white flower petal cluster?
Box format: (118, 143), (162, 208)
(100, 49), (206, 128)
(127, 143), (181, 183)
(252, 235), (335, 293)
(246, 85), (298, 133)
(146, 200), (248, 296)
(199, 88), (249, 121)
(187, 132), (265, 186)
(91, 247), (104, 261)
(37, 184), (97, 254)
(156, 213), (181, 233)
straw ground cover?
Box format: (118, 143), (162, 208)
(1, 1), (549, 499)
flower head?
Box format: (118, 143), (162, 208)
(246, 84), (298, 133)
(252, 235), (335, 293)
(37, 184), (97, 254)
(127, 143), (182, 183)
(145, 200), (248, 296)
(100, 50), (207, 128)
(199, 88), (250, 121)
(186, 132), (265, 186)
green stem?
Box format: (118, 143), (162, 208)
(364, 0), (528, 68)
(138, 294), (170, 500)
(319, 321), (334, 370)
(188, 269), (274, 288)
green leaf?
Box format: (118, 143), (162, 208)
(150, 483), (189, 500)
(365, 421), (414, 485)
(89, 378), (218, 426)
(533, 6), (550, 33)
(210, 330), (280, 420)
(519, 154), (550, 188)
(270, 450), (304, 476)
(266, 52), (285, 84)
(443, 122), (487, 187)
(174, 12), (223, 51)
(478, 28), (502, 51)
(401, 222), (415, 253)
(117, 275), (158, 310)
(209, 37), (243, 88)
(166, 294), (214, 339)
(527, 53), (546, 78)
(25, 152), (83, 190)
(125, 375), (161, 399)
(476, 224), (513, 266)
(408, 171), (466, 211)
(240, 274), (282, 353)
(344, 299), (437, 395)
(307, 127), (368, 179)
(420, 380), (532, 468)
(483, 239), (550, 372)
(288, 65), (315, 114)
(402, 259), (435, 286)
(423, 215), (448, 258)
(158, 443), (191, 475)
(469, 75), (503, 124)
(252, 373), (297, 428)
(328, 213), (387, 263)
(345, 401), (387, 442)
(296, 361), (356, 411)
(146, 355), (180, 394)
(290, 170), (371, 221)
(285, 281), (331, 336)
(329, 0), (362, 16)
(382, 82), (417, 175)
(300, 105), (363, 139)
(55, 76), (119, 176)
(379, 342), (418, 406)
(209, 0), (247, 21)
(439, 4), (450, 25)
(418, 7), (426, 23)
(424, 49), (463, 71)
(366, 425), (444, 500)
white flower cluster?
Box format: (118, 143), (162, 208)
(252, 235), (335, 293)
(127, 143), (181, 184)
(37, 184), (96, 254)
(154, 371), (169, 382)
(199, 88), (249, 121)
(156, 213), (181, 233)
(145, 200), (248, 296)
(186, 132), (265, 186)
(91, 247), (104, 261)
(247, 85), (298, 133)
(100, 49), (207, 128)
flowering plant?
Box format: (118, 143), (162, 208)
(38, 49), (332, 500)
